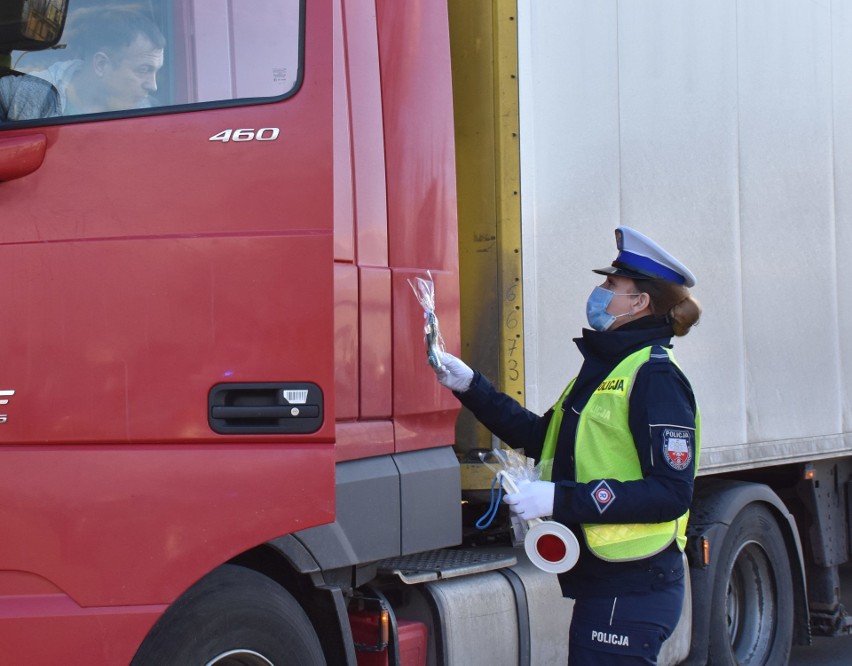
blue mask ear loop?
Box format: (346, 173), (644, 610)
(475, 474), (504, 530)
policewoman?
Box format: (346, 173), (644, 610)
(435, 227), (701, 665)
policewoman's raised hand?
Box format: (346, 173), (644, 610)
(434, 352), (474, 393)
(503, 480), (555, 521)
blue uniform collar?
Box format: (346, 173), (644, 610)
(576, 316), (673, 362)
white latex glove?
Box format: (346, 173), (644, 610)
(503, 480), (555, 521)
(434, 352), (474, 393)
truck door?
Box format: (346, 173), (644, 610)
(0, 0), (334, 614)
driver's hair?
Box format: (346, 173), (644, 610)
(64, 6), (165, 59)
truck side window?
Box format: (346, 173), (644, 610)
(1, 0), (302, 123)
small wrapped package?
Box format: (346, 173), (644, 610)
(407, 271), (445, 369)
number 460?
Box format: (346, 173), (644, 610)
(209, 128), (280, 142)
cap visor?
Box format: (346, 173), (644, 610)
(592, 266), (652, 281)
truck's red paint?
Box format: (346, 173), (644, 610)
(0, 1), (339, 661)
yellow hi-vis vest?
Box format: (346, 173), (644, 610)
(539, 346), (700, 562)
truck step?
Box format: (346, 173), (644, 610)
(377, 548), (517, 584)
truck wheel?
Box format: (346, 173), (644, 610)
(707, 504), (793, 665)
(131, 564), (326, 666)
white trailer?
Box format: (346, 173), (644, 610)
(450, 1), (852, 663)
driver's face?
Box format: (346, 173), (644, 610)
(100, 34), (163, 109)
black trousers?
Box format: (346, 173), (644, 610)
(567, 577), (685, 665)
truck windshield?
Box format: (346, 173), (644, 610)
(1, 0), (302, 123)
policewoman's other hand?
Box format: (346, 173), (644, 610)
(503, 480), (555, 521)
(435, 352), (474, 393)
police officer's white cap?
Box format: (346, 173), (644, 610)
(593, 226), (696, 288)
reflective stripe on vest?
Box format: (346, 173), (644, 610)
(539, 346), (700, 562)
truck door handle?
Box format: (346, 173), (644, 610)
(211, 405), (320, 419)
(208, 382), (324, 435)
(0, 134), (47, 181)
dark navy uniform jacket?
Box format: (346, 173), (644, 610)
(457, 316), (698, 599)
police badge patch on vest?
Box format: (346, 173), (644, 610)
(661, 428), (693, 471)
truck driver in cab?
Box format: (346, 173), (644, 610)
(0, 7), (164, 121)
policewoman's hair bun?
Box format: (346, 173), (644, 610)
(641, 279), (701, 337)
(669, 295), (701, 337)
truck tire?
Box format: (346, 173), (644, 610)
(707, 504), (793, 665)
(131, 564), (326, 666)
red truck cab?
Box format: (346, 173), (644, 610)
(0, 0), (462, 662)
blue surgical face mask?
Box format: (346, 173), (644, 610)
(586, 286), (640, 331)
